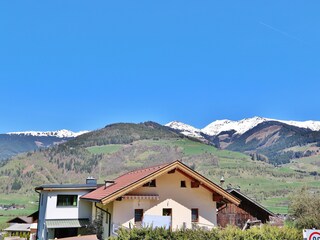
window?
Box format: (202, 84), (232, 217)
(180, 181), (186, 188)
(57, 195), (77, 207)
(134, 209), (143, 223)
(143, 179), (156, 187)
(163, 208), (172, 216)
(191, 208), (199, 222)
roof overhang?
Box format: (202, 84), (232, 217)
(35, 186), (97, 191)
(4, 223), (31, 232)
(228, 189), (274, 216)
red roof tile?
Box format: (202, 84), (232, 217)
(81, 162), (171, 202)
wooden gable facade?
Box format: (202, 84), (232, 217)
(217, 189), (274, 228)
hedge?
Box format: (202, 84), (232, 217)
(110, 225), (301, 240)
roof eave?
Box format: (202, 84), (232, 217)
(79, 197), (102, 203)
(35, 187), (97, 191)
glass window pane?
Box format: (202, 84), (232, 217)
(57, 195), (78, 207)
(134, 209), (143, 223)
(191, 209), (198, 222)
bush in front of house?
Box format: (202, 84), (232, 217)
(110, 225), (301, 240)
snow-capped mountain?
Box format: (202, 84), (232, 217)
(167, 117), (320, 137)
(165, 121), (203, 139)
(0, 129), (89, 161)
(279, 120), (320, 132)
(7, 129), (89, 138)
(202, 117), (268, 136)
(166, 117), (320, 165)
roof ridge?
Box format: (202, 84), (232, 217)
(114, 161), (174, 180)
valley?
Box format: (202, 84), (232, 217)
(1, 120), (320, 228)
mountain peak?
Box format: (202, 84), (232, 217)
(202, 117), (269, 136)
(165, 121), (203, 139)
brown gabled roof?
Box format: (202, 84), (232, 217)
(81, 160), (240, 205)
(227, 189), (274, 216)
(7, 216), (33, 224)
(81, 162), (170, 203)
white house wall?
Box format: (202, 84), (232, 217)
(45, 190), (92, 220)
(37, 189), (93, 240)
(112, 171), (216, 230)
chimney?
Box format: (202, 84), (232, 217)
(86, 177), (97, 185)
(105, 180), (115, 188)
(220, 176), (225, 187)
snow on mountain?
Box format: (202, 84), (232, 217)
(7, 129), (89, 138)
(203, 117), (320, 136)
(279, 120), (320, 132)
(167, 117), (320, 138)
(202, 117), (269, 136)
(165, 121), (203, 139)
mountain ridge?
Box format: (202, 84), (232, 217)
(7, 129), (89, 138)
(167, 116), (320, 137)
(0, 129), (88, 161)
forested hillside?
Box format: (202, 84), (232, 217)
(226, 121), (320, 165)
(0, 134), (72, 160)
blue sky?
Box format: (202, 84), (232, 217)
(1, 1), (320, 132)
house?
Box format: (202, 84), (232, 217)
(3, 223), (37, 240)
(217, 188), (274, 228)
(7, 211), (38, 226)
(36, 160), (240, 239)
(81, 160), (240, 237)
(35, 178), (98, 240)
(4, 211), (39, 239)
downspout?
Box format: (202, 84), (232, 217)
(95, 202), (111, 237)
(34, 189), (41, 240)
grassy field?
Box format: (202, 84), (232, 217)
(144, 139), (247, 159)
(0, 194), (38, 230)
(261, 197), (289, 214)
(285, 154), (320, 172)
(86, 144), (122, 154)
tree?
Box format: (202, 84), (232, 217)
(11, 178), (22, 191)
(83, 211), (104, 240)
(288, 187), (320, 229)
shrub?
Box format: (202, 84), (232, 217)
(110, 225), (300, 240)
